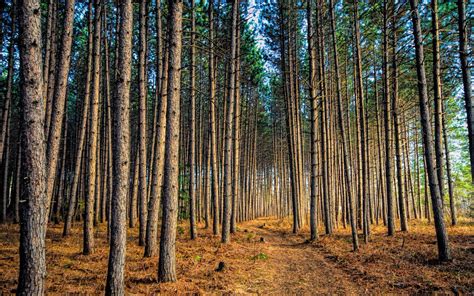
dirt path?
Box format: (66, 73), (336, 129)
(233, 218), (363, 294)
(1, 218), (471, 294)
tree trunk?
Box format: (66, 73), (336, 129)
(17, 0), (47, 292)
(383, 0), (395, 236)
(84, 0), (102, 255)
(432, 0), (444, 199)
(442, 103), (456, 225)
(0, 0), (15, 174)
(308, 0), (318, 241)
(144, 16), (169, 258)
(353, 0), (369, 242)
(408, 0), (451, 262)
(0, 0), (15, 223)
(158, 0), (183, 282)
(222, 0), (238, 244)
(231, 11), (241, 234)
(138, 0), (148, 246)
(188, 0), (197, 239)
(105, 0), (133, 292)
(329, 0), (358, 250)
(457, 0), (474, 182)
(391, 10), (408, 232)
(208, 2), (219, 236)
(45, 0), (76, 217)
(42, 0), (53, 101)
(64, 0), (93, 237)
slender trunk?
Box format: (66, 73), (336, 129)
(144, 19), (169, 258)
(222, 0), (238, 243)
(17, 0), (47, 292)
(148, 0), (163, 201)
(353, 0), (369, 242)
(45, 0), (76, 217)
(14, 145), (21, 224)
(383, 0), (395, 236)
(0, 0), (16, 223)
(308, 0), (318, 241)
(44, 0), (57, 133)
(130, 150), (139, 228)
(158, 0), (183, 282)
(1, 103), (10, 223)
(231, 12), (241, 234)
(432, 0), (444, 200)
(42, 0), (53, 101)
(103, 4), (113, 231)
(105, 0), (133, 292)
(457, 0), (474, 182)
(138, 0), (148, 246)
(84, 0), (102, 255)
(391, 10), (408, 232)
(64, 0), (94, 237)
(0, 0), (15, 169)
(55, 113), (68, 224)
(188, 0), (197, 239)
(204, 129), (211, 228)
(330, 0), (358, 250)
(442, 103), (456, 225)
(209, 2), (219, 236)
(409, 0), (450, 262)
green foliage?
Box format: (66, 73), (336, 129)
(194, 255), (202, 262)
(251, 253), (268, 261)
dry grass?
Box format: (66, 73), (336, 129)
(309, 218), (474, 294)
(0, 217), (472, 294)
(0, 221), (273, 294)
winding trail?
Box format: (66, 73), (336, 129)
(1, 218), (469, 294)
(233, 218), (363, 294)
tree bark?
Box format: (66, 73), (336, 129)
(457, 0), (474, 182)
(383, 0), (395, 236)
(222, 0), (238, 244)
(329, 0), (358, 250)
(17, 0), (47, 292)
(188, 0), (197, 239)
(409, 0), (451, 262)
(208, 2), (219, 236)
(144, 17), (169, 258)
(391, 9), (408, 232)
(84, 0), (102, 255)
(158, 0), (183, 282)
(308, 0), (318, 241)
(138, 0), (148, 246)
(353, 0), (370, 242)
(64, 1), (93, 237)
(231, 11), (241, 234)
(432, 0), (444, 199)
(45, 0), (76, 217)
(105, 0), (133, 293)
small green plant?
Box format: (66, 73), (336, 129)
(177, 226), (185, 235)
(246, 232), (256, 240)
(251, 252), (268, 261)
(194, 255), (202, 262)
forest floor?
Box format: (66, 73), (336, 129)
(0, 217), (473, 294)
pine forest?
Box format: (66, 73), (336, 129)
(0, 0), (473, 294)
